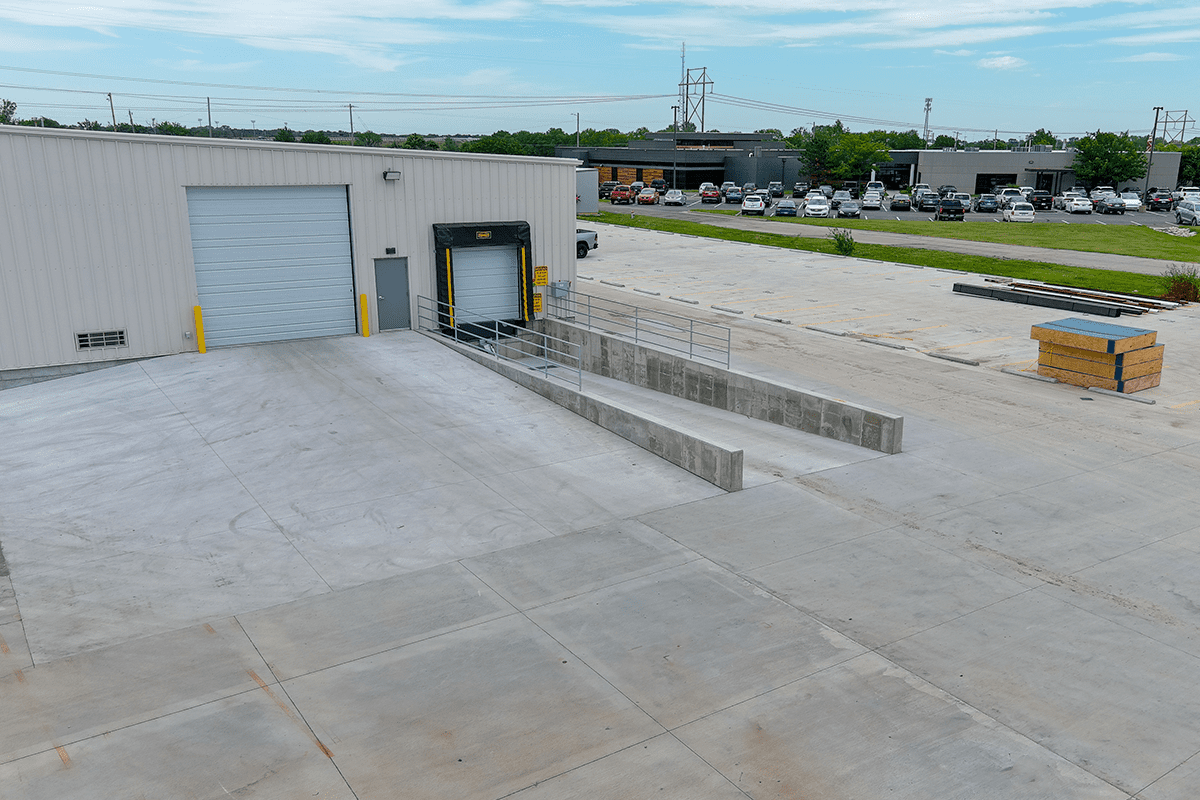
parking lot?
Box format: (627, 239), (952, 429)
(609, 189), (1181, 228)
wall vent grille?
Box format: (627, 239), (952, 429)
(76, 330), (127, 349)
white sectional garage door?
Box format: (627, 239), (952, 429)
(187, 185), (356, 347)
(452, 245), (521, 321)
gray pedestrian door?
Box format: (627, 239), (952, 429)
(374, 258), (411, 330)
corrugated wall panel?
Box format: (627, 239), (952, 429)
(1, 127), (577, 371)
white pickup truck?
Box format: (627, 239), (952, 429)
(576, 228), (598, 258)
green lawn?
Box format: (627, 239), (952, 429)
(587, 211), (1176, 296)
(691, 207), (1200, 263)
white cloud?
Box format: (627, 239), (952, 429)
(935, 49), (975, 56)
(977, 55), (1028, 69)
(1111, 51), (1186, 61)
(0, 34), (105, 53)
(1104, 27), (1200, 46)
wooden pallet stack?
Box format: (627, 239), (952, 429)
(1031, 318), (1163, 393)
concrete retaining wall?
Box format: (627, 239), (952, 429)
(427, 334), (744, 492)
(535, 318), (903, 454)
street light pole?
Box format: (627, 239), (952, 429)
(572, 112), (580, 147)
(672, 105), (679, 190)
(1144, 106), (1163, 198)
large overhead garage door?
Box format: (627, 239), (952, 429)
(187, 185), (356, 347)
(451, 245), (521, 321)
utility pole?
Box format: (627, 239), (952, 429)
(251, 120), (255, 139)
(128, 110), (134, 132)
(108, 93), (117, 131)
(953, 131), (959, 151)
(672, 105), (679, 190)
(349, 104), (354, 139)
(572, 112), (580, 147)
(922, 98), (932, 148)
(207, 97), (212, 137)
(1145, 106), (1163, 197)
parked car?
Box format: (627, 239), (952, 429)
(889, 194), (911, 211)
(742, 183), (758, 194)
(774, 199), (798, 216)
(1147, 191), (1174, 211)
(1029, 191), (1053, 210)
(698, 182), (715, 193)
(719, 181), (736, 197)
(1090, 186), (1115, 200)
(996, 188), (1024, 208)
(861, 192), (883, 210)
(609, 185), (634, 204)
(629, 181), (645, 194)
(724, 187), (744, 203)
(819, 184), (834, 198)
(804, 197), (831, 217)
(974, 194), (999, 213)
(937, 184), (958, 197)
(865, 180), (885, 196)
(767, 181), (784, 197)
(935, 198), (964, 221)
(636, 187), (659, 204)
(741, 194), (766, 215)
(1002, 202), (1035, 222)
(1053, 192), (1079, 210)
(837, 200), (862, 218)
(754, 190), (773, 207)
(1064, 196), (1093, 214)
(1095, 196), (1126, 215)
(916, 192), (940, 212)
(792, 182), (809, 198)
(831, 190), (853, 209)
(1116, 192), (1143, 212)
(649, 178), (667, 195)
(953, 193), (972, 212)
(576, 228), (598, 258)
(1173, 186), (1200, 203)
(1018, 186), (1035, 200)
(700, 186), (721, 203)
(663, 189), (685, 206)
(598, 181), (620, 199)
(1176, 199), (1200, 225)
(911, 183), (931, 197)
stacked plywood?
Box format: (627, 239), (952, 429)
(1031, 318), (1163, 393)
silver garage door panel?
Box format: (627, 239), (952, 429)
(452, 245), (521, 321)
(187, 185), (356, 347)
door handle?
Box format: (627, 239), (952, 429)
(378, 295), (384, 300)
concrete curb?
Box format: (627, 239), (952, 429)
(634, 288), (661, 296)
(1001, 367), (1058, 383)
(1087, 386), (1157, 404)
(711, 305), (744, 314)
(753, 313), (792, 325)
(599, 280), (625, 288)
(861, 338), (908, 350)
(669, 296), (699, 304)
(805, 326), (846, 337)
(926, 352), (981, 366)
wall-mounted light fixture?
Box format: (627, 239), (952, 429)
(382, 170), (401, 181)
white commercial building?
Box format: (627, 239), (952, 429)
(0, 126), (578, 385)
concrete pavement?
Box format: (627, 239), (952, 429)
(4, 228), (1200, 798)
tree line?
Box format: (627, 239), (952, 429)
(3, 98), (1197, 187)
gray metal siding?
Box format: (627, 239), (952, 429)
(187, 186), (356, 347)
(0, 127), (578, 371)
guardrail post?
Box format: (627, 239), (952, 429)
(689, 320), (694, 358)
(634, 307), (640, 343)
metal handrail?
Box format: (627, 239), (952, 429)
(415, 295), (583, 389)
(546, 289), (732, 368)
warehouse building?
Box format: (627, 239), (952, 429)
(558, 135), (1183, 196)
(0, 126), (578, 387)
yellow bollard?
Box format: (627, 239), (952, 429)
(193, 306), (206, 353)
(360, 294), (370, 337)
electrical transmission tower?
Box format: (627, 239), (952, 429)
(679, 67), (713, 133)
(922, 98), (933, 148)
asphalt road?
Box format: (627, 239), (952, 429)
(602, 194), (1197, 276)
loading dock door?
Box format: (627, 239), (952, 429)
(187, 185), (357, 347)
(451, 245), (521, 321)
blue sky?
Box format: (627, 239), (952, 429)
(0, 0), (1196, 140)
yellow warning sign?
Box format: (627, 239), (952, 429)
(533, 293), (543, 313)
(534, 266), (549, 286)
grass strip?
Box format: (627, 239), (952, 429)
(689, 207), (1200, 262)
(588, 211), (1171, 296)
